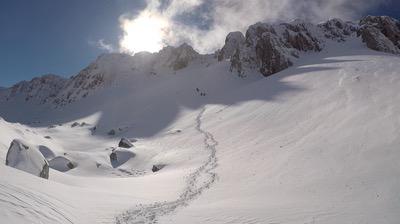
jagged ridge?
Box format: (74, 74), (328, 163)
(1, 16), (399, 106)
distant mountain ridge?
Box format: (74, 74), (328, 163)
(1, 15), (399, 107)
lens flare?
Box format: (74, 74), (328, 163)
(119, 12), (169, 54)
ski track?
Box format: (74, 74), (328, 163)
(0, 183), (74, 224)
(116, 107), (218, 224)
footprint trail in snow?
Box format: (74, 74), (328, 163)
(115, 107), (218, 224)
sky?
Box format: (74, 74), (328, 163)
(0, 0), (399, 87)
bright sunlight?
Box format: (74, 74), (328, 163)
(119, 12), (169, 54)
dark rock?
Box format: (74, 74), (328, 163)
(71, 122), (80, 128)
(152, 164), (166, 172)
(118, 138), (134, 148)
(44, 136), (52, 139)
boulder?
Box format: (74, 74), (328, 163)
(118, 138), (134, 148)
(38, 145), (56, 160)
(48, 156), (76, 172)
(5, 139), (49, 179)
(71, 122), (80, 128)
(109, 148), (136, 168)
(152, 164), (166, 172)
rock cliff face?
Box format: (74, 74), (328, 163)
(219, 16), (400, 77)
(358, 16), (400, 54)
(219, 20), (328, 77)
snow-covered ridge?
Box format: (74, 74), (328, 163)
(1, 16), (399, 106)
(0, 74), (67, 104)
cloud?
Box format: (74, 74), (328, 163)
(89, 39), (115, 52)
(119, 0), (389, 54)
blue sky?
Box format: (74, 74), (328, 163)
(0, 0), (145, 87)
(0, 0), (399, 87)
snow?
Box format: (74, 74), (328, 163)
(1, 29), (400, 224)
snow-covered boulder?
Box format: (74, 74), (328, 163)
(109, 148), (135, 168)
(48, 156), (75, 172)
(5, 139), (49, 179)
(118, 138), (134, 148)
(358, 16), (400, 54)
(38, 145), (56, 160)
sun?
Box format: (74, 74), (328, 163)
(119, 12), (169, 54)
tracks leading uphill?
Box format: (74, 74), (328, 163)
(116, 107), (218, 224)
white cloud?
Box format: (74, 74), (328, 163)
(119, 0), (388, 54)
(90, 39), (115, 52)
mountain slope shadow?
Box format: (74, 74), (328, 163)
(0, 53), (358, 138)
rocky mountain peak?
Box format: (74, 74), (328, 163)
(157, 43), (200, 70)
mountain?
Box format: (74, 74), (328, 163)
(1, 16), (400, 224)
(2, 16), (399, 109)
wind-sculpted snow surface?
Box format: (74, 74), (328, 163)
(0, 183), (74, 224)
(116, 107), (218, 224)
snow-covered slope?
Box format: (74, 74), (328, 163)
(1, 16), (400, 224)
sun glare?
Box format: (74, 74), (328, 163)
(120, 12), (169, 54)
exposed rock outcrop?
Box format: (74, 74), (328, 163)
(157, 43), (200, 70)
(220, 20), (327, 77)
(6, 139), (49, 179)
(319, 18), (357, 41)
(358, 16), (400, 54)
(218, 31), (245, 61)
